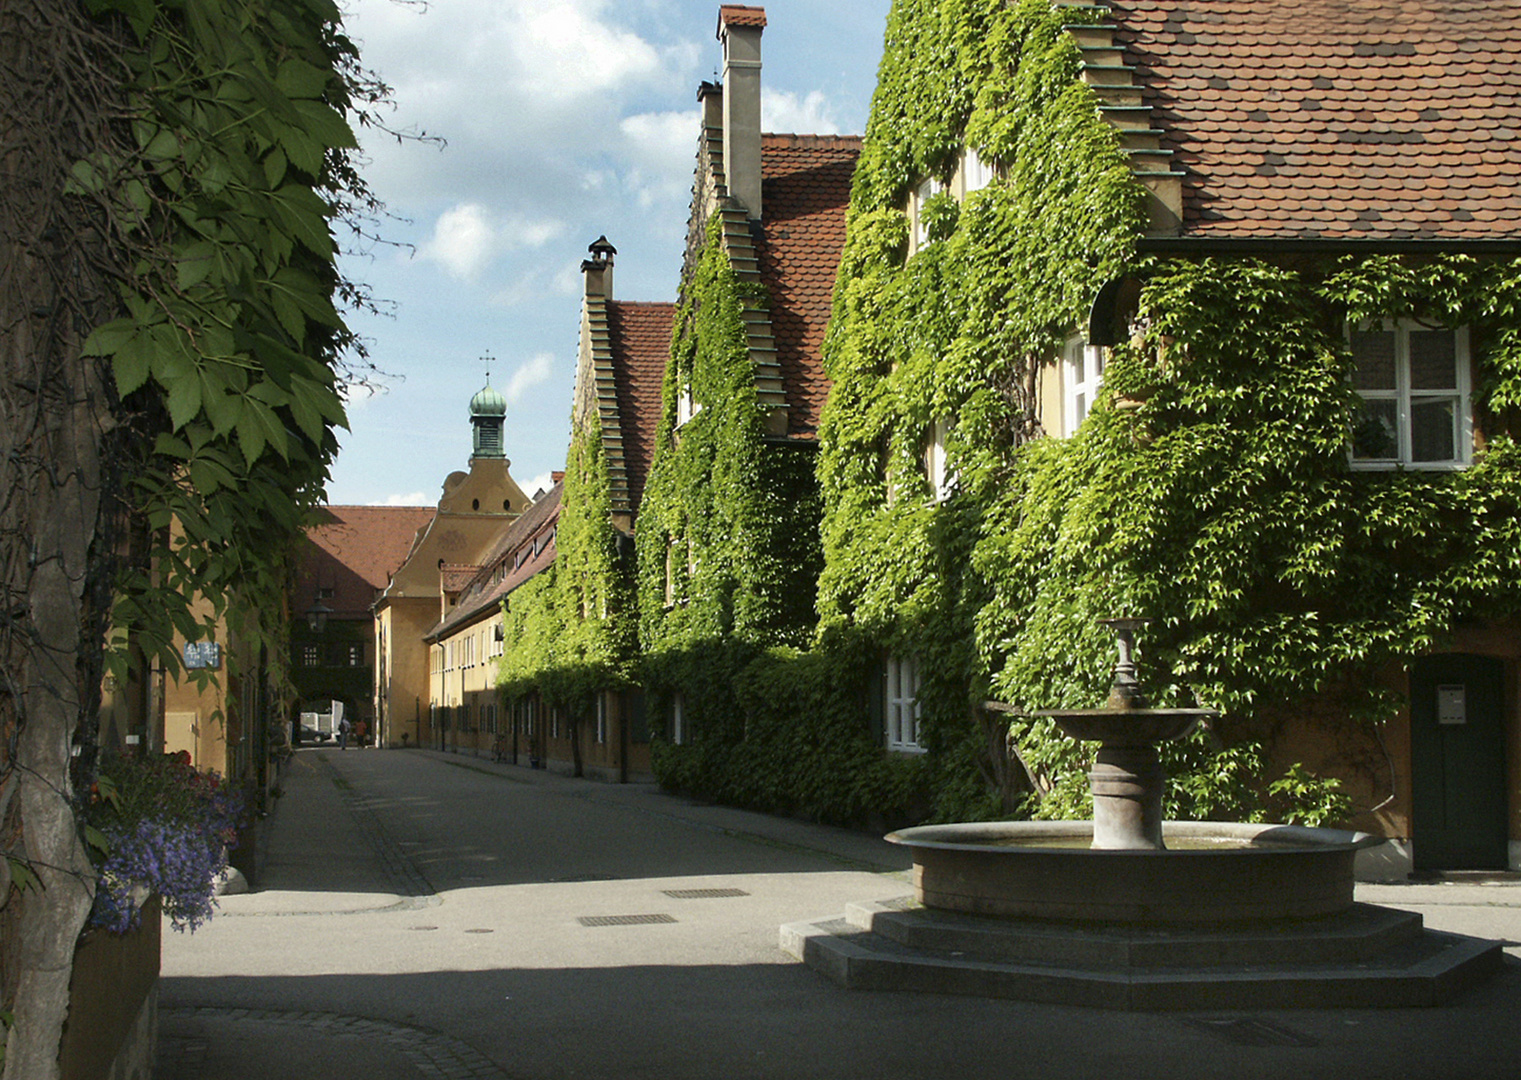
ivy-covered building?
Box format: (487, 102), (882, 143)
(493, 239), (672, 781)
(812, 0), (1521, 874)
(632, 6), (865, 798)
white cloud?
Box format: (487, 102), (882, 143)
(762, 88), (842, 135)
(420, 204), (565, 281)
(504, 353), (556, 404)
(382, 491), (429, 506)
(524, 471), (556, 499)
(420, 203), (495, 279)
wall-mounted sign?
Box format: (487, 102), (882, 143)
(1436, 684), (1466, 725)
(183, 641), (222, 670)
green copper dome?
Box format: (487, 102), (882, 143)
(470, 383), (507, 417)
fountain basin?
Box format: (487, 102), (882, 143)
(886, 821), (1382, 924)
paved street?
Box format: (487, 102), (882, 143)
(158, 748), (1521, 1080)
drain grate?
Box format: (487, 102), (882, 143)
(662, 888), (750, 899)
(1183, 1017), (1318, 1047)
(576, 913), (677, 927)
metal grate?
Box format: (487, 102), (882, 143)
(662, 888), (750, 899)
(576, 913), (677, 927)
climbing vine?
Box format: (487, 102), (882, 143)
(818, 0), (1521, 825)
(497, 421), (636, 737)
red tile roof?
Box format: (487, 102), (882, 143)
(426, 483), (562, 640)
(757, 133), (861, 436)
(1109, 0), (1521, 242)
(719, 5), (766, 30)
(440, 565), (480, 594)
(296, 505), (435, 620)
(606, 301), (674, 511)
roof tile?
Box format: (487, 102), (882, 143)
(756, 133), (861, 436)
(1110, 0), (1521, 241)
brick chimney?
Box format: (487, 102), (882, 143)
(717, 5), (765, 221)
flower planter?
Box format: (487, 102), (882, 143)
(59, 896), (161, 1080)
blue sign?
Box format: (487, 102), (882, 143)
(183, 641), (221, 670)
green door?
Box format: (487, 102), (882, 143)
(1410, 654), (1508, 871)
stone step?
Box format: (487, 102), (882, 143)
(1099, 105), (1155, 131)
(846, 899), (1426, 970)
(1120, 129), (1165, 152)
(1087, 83), (1145, 108)
(1078, 46), (1124, 68)
(1065, 23), (1118, 50)
(1079, 63), (1136, 87)
(1127, 149), (1177, 172)
(781, 910), (1505, 1011)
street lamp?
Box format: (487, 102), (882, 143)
(305, 601), (332, 633)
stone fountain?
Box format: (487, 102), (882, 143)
(781, 620), (1503, 1010)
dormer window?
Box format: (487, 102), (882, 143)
(1349, 322), (1471, 469)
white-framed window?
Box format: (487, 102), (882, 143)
(1349, 322), (1472, 469)
(677, 380), (702, 427)
(1063, 336), (1104, 436)
(885, 656), (924, 753)
(961, 147), (994, 195)
(905, 176), (949, 255)
(670, 691), (686, 746)
(924, 418), (953, 502)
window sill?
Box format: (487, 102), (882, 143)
(1348, 460), (1470, 473)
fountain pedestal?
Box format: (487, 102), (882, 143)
(1089, 745), (1165, 849)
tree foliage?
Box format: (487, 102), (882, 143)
(1, 0), (376, 1072)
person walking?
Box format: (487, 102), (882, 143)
(338, 715), (350, 750)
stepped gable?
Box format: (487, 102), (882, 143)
(299, 505), (436, 613)
(1106, 0), (1521, 240)
(756, 133), (861, 437)
(606, 301), (674, 511)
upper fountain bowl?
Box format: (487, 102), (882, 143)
(1035, 707), (1212, 746)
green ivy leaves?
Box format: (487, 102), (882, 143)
(71, 0), (360, 692)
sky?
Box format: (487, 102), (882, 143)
(326, 0), (894, 506)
